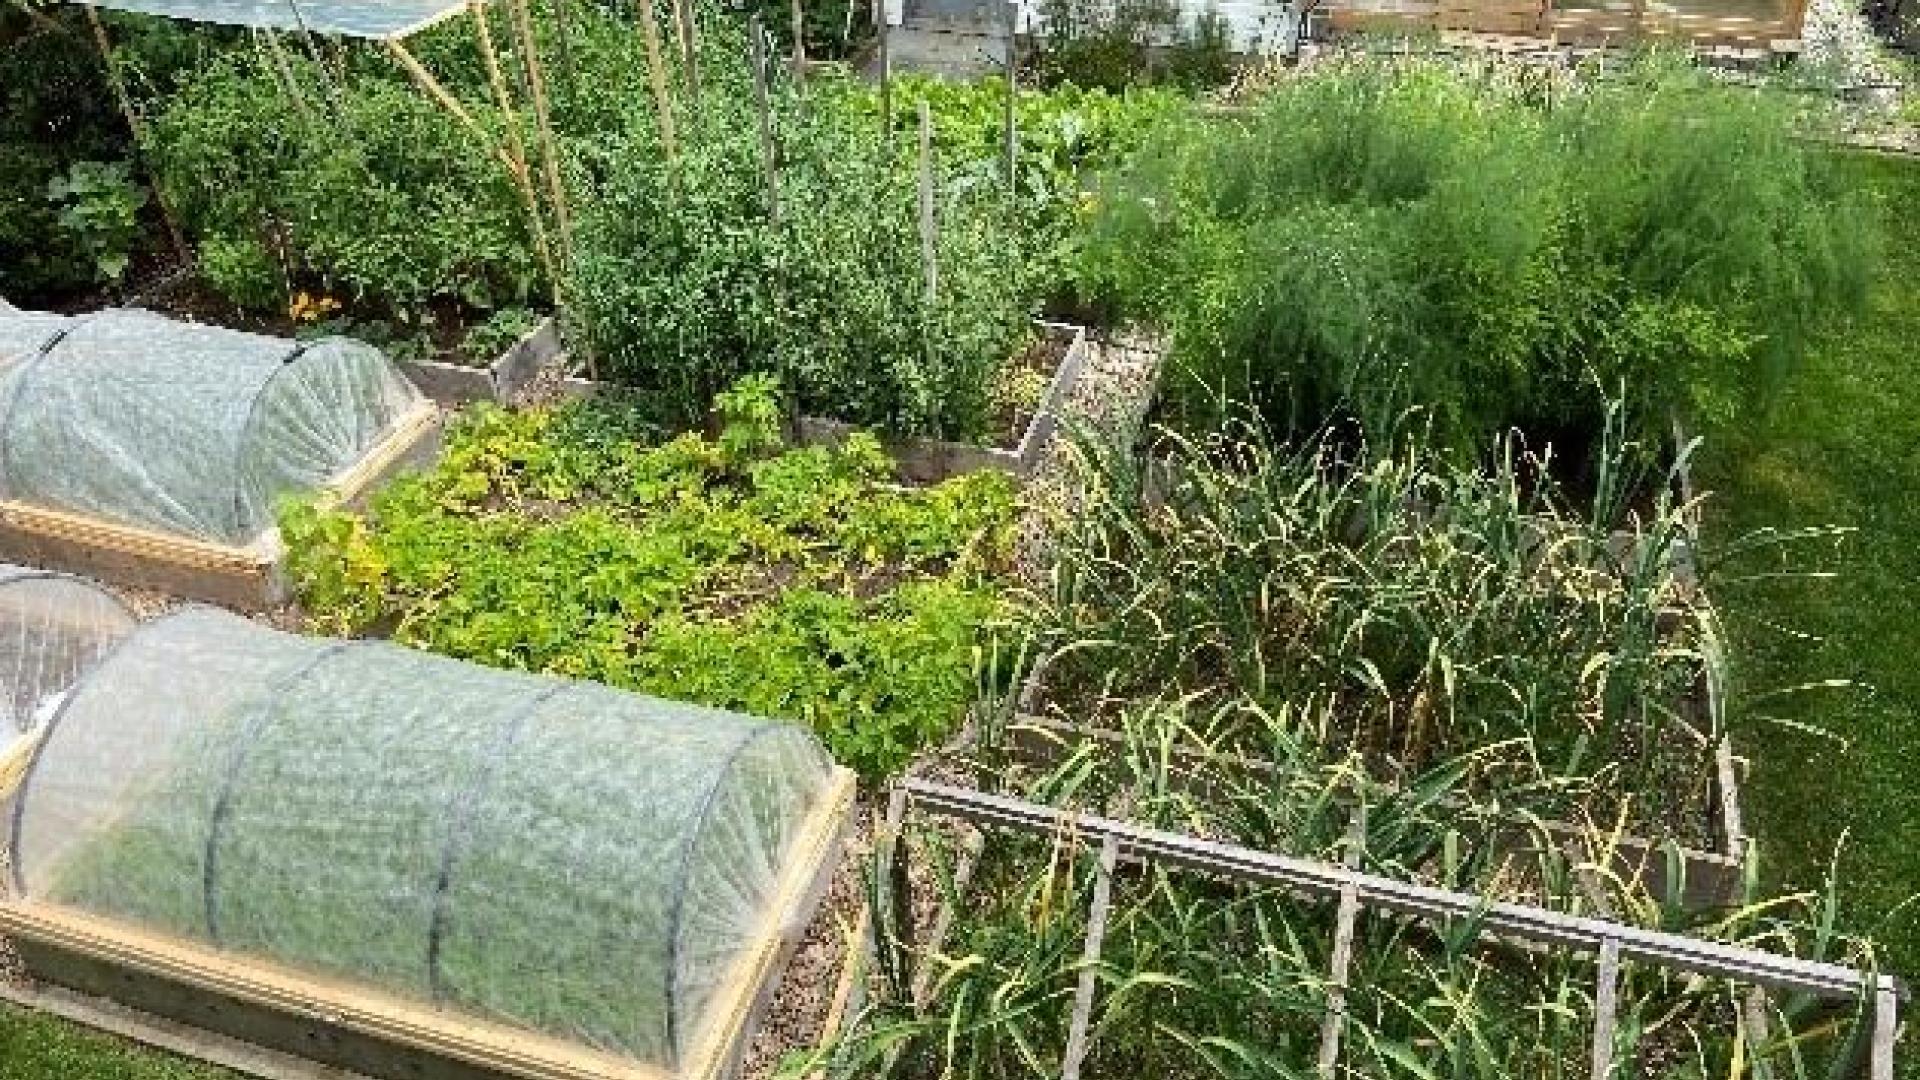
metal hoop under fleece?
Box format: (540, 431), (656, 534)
(425, 681), (571, 1002)
(6, 606), (188, 895)
(202, 640), (356, 944)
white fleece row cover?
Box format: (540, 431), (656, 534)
(0, 308), (422, 546)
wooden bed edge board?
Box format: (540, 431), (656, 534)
(0, 765), (857, 1080)
(0, 902), (669, 1080)
(0, 979), (375, 1080)
(325, 403), (445, 508)
(683, 766), (859, 1080)
(0, 502), (277, 574)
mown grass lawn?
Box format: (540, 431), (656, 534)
(0, 1003), (234, 1079)
(1698, 152), (1920, 996)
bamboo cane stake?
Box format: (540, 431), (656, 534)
(916, 99), (937, 303)
(465, 2), (563, 308)
(749, 16), (781, 225)
(83, 5), (190, 265)
(635, 0), (679, 160)
(261, 30), (317, 126)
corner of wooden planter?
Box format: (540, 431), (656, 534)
(399, 314), (563, 407)
(794, 319), (1097, 485)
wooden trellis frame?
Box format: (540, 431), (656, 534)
(887, 778), (1905, 1080)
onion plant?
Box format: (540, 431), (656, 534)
(1020, 404), (1720, 844)
(802, 695), (1884, 1080)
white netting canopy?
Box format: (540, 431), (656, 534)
(10, 607), (837, 1069)
(0, 566), (135, 763)
(0, 308), (424, 546)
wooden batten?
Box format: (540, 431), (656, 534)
(0, 402), (441, 610)
(0, 766), (856, 1080)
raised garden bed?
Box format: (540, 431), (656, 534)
(278, 380), (1019, 780)
(794, 321), (1092, 484)
(0, 404), (441, 612)
(396, 315), (564, 406)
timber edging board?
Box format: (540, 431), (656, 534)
(399, 317), (563, 407)
(793, 321), (1093, 484)
(0, 766), (856, 1080)
(0, 402), (442, 611)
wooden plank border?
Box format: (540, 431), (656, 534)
(0, 767), (855, 1080)
(0, 402), (441, 611)
(399, 317), (564, 407)
(793, 321), (1093, 484)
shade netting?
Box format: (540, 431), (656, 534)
(10, 606), (836, 1070)
(0, 308), (423, 546)
(0, 566), (134, 760)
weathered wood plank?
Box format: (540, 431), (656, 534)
(1059, 834), (1119, 1080)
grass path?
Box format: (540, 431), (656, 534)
(1697, 152), (1920, 999)
(0, 1004), (234, 1079)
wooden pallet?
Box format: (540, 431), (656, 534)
(0, 403), (441, 610)
(0, 766), (856, 1080)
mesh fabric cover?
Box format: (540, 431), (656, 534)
(0, 308), (423, 546)
(11, 607), (836, 1069)
(0, 566), (135, 751)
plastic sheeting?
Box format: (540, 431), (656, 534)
(0, 308), (423, 546)
(0, 566), (135, 761)
(72, 0), (474, 40)
(10, 606), (837, 1070)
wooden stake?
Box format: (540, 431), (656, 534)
(1059, 834), (1118, 1080)
(1317, 809), (1366, 1078)
(1590, 938), (1621, 1080)
(261, 30), (316, 127)
(465, 2), (563, 307)
(83, 5), (189, 266)
(635, 0), (679, 160)
(790, 0), (808, 76)
(877, 0), (892, 144)
(916, 99), (937, 303)
(1003, 1), (1017, 194)
(1874, 976), (1899, 1080)
(749, 16), (781, 225)
(674, 0), (701, 99)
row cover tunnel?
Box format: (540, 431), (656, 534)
(0, 306), (423, 545)
(2, 568), (840, 1072)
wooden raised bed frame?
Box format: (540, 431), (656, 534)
(400, 316), (564, 407)
(0, 402), (442, 612)
(794, 321), (1093, 484)
(0, 766), (856, 1080)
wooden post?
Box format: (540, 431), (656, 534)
(1873, 976), (1899, 1080)
(1003, 0), (1017, 194)
(82, 6), (190, 265)
(635, 0), (679, 160)
(916, 100), (937, 303)
(1590, 938), (1621, 1080)
(790, 0), (809, 76)
(749, 16), (781, 225)
(1059, 834), (1119, 1080)
(675, 0), (701, 99)
(506, 0), (582, 380)
(464, 2), (563, 307)
(877, 0), (892, 144)
(1317, 809), (1366, 1077)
